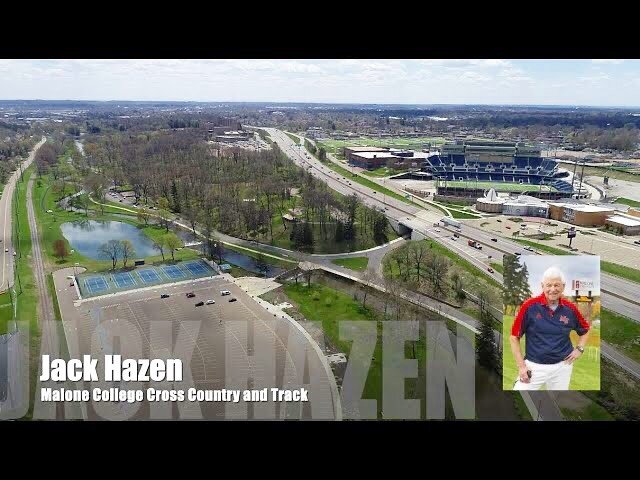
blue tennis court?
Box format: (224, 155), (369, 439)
(138, 269), (161, 284)
(162, 264), (186, 279)
(183, 260), (209, 276)
(112, 271), (137, 289)
(84, 276), (109, 295)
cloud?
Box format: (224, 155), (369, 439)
(592, 59), (624, 64)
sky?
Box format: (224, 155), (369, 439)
(519, 255), (601, 296)
(1, 59), (640, 107)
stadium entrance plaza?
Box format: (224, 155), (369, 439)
(51, 267), (339, 420)
(464, 216), (640, 268)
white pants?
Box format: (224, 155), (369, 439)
(513, 359), (573, 391)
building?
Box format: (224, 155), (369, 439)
(475, 188), (505, 213)
(605, 214), (640, 235)
(503, 195), (549, 218)
(627, 208), (640, 219)
(343, 146), (389, 162)
(548, 203), (615, 226)
(349, 151), (397, 170)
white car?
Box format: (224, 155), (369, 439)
(206, 300), (215, 305)
(435, 228), (441, 233)
(220, 290), (231, 296)
(4, 248), (7, 253)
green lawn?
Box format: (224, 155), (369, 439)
(362, 167), (408, 178)
(285, 132), (301, 144)
(283, 282), (386, 417)
(600, 261), (640, 284)
(560, 399), (615, 421)
(46, 273), (62, 322)
(502, 315), (601, 391)
(13, 169), (41, 418)
(443, 180), (556, 193)
(450, 210), (481, 219)
(512, 238), (572, 255)
(331, 257), (369, 271)
(614, 197), (640, 208)
(318, 137), (445, 151)
(0, 292), (13, 335)
(490, 262), (504, 274)
(601, 308), (640, 364)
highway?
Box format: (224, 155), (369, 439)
(0, 137), (46, 292)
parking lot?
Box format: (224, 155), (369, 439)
(54, 269), (339, 420)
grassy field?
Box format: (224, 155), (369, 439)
(450, 210), (481, 219)
(13, 169), (40, 418)
(512, 238), (572, 255)
(331, 257), (369, 271)
(601, 308), (640, 364)
(318, 136), (445, 152)
(601, 260), (640, 284)
(559, 397), (615, 421)
(285, 132), (301, 144)
(46, 273), (62, 322)
(362, 166), (408, 178)
(0, 291), (13, 335)
(490, 262), (504, 274)
(283, 282), (387, 417)
(502, 315), (601, 391)
(442, 180), (557, 193)
(614, 197), (640, 208)
(581, 166), (640, 183)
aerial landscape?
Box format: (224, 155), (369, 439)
(0, 59), (638, 421)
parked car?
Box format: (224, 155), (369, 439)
(228, 298), (237, 303)
(435, 228), (441, 233)
(69, 282), (75, 287)
(220, 290), (231, 296)
(634, 240), (640, 245)
(487, 268), (494, 273)
(4, 248), (7, 253)
(491, 238), (497, 242)
(496, 219), (502, 223)
(514, 252), (521, 256)
(506, 226), (511, 229)
(186, 292), (195, 298)
(161, 294), (170, 299)
(206, 300), (215, 305)
(195, 301), (204, 307)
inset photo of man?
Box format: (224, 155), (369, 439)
(503, 255), (601, 391)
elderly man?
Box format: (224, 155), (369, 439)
(509, 265), (590, 390)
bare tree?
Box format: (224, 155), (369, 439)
(120, 240), (136, 268)
(153, 237), (166, 261)
(99, 240), (122, 270)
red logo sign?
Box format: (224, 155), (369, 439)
(559, 315), (569, 325)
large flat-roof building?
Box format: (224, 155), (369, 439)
(605, 214), (640, 235)
(548, 203), (615, 226)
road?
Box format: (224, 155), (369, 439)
(0, 137), (46, 292)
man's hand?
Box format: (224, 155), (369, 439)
(518, 365), (531, 383)
(564, 348), (583, 364)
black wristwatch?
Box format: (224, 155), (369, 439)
(576, 346), (585, 353)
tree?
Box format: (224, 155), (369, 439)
(84, 173), (108, 216)
(451, 272), (466, 305)
(75, 195), (90, 216)
(164, 233), (183, 261)
(120, 240), (135, 268)
(158, 209), (171, 232)
(53, 239), (69, 261)
(475, 288), (500, 374)
(153, 237), (166, 261)
(137, 207), (151, 226)
(99, 240), (122, 270)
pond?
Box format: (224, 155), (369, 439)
(222, 250), (285, 278)
(60, 220), (157, 260)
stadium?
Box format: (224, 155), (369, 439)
(422, 140), (574, 199)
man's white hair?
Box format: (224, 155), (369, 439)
(541, 266), (566, 284)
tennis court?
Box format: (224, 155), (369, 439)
(77, 259), (218, 298)
(112, 271), (137, 289)
(162, 264), (187, 280)
(138, 269), (161, 284)
(84, 276), (110, 295)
